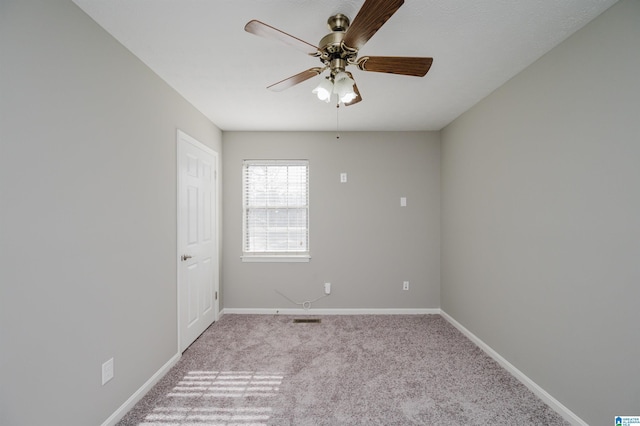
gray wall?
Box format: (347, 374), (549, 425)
(222, 131), (440, 310)
(441, 1), (640, 425)
(0, 1), (221, 425)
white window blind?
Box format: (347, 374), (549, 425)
(242, 160), (309, 259)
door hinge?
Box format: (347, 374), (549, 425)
(215, 291), (218, 301)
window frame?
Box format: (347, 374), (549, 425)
(241, 159), (310, 263)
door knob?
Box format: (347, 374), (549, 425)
(181, 254), (193, 261)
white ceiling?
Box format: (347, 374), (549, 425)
(72, 0), (617, 132)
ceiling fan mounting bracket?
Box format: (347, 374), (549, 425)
(327, 13), (350, 32)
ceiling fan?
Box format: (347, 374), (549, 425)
(244, 0), (433, 106)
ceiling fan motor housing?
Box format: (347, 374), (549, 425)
(318, 14), (358, 76)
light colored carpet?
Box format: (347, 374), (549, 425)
(118, 314), (569, 425)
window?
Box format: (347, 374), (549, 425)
(242, 160), (309, 262)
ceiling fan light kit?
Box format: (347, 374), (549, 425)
(311, 70), (357, 104)
(245, 0), (433, 106)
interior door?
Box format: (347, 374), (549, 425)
(177, 130), (218, 352)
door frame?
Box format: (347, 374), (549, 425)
(176, 129), (220, 353)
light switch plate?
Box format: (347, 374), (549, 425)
(400, 197), (407, 207)
(340, 173), (347, 183)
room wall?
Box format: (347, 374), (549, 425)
(441, 1), (639, 425)
(222, 131), (440, 311)
(0, 1), (221, 425)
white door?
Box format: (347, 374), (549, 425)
(177, 130), (218, 352)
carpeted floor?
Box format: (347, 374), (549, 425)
(118, 314), (569, 425)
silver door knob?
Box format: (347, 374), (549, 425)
(181, 254), (193, 261)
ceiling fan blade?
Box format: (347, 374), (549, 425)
(343, 0), (404, 51)
(267, 68), (324, 92)
(344, 72), (362, 106)
(357, 56), (433, 76)
(245, 20), (319, 55)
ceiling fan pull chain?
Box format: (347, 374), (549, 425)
(336, 102), (340, 139)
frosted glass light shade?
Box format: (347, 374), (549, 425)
(333, 72), (357, 103)
(339, 91), (357, 103)
(312, 78), (333, 103)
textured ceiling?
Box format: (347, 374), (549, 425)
(72, 0), (617, 131)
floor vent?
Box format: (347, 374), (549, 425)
(293, 318), (321, 324)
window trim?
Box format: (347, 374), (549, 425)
(241, 159), (310, 263)
(241, 255), (310, 263)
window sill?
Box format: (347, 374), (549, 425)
(241, 255), (310, 263)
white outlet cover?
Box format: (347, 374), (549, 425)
(102, 358), (114, 385)
(340, 173), (347, 183)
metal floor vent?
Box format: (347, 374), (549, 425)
(293, 318), (321, 324)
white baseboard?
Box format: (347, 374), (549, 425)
(101, 352), (181, 426)
(220, 308), (441, 315)
(440, 311), (587, 426)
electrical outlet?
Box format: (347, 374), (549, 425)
(102, 358), (114, 385)
(324, 282), (331, 295)
(403, 281), (409, 291)
(340, 173), (347, 183)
